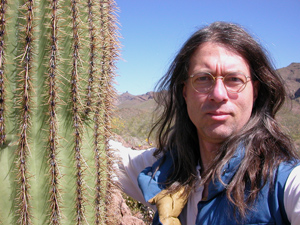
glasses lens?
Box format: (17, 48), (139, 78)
(191, 72), (214, 93)
(223, 73), (247, 93)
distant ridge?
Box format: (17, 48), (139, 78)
(117, 91), (154, 104)
(116, 91), (156, 110)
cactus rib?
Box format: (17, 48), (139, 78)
(71, 0), (85, 224)
(0, 0), (6, 145)
(84, 0), (96, 116)
(98, 0), (120, 223)
(16, 0), (34, 224)
(48, 0), (61, 224)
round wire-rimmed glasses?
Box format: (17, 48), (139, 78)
(189, 72), (251, 94)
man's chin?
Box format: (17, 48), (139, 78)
(199, 128), (234, 144)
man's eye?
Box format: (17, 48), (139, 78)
(196, 76), (209, 81)
(228, 77), (241, 82)
(225, 74), (245, 83)
(194, 73), (212, 82)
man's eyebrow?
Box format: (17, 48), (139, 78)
(191, 70), (246, 75)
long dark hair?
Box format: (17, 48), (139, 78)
(150, 21), (299, 217)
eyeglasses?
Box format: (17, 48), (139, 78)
(189, 72), (251, 94)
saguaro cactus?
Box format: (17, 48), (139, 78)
(0, 0), (119, 224)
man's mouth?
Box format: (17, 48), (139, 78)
(207, 111), (231, 120)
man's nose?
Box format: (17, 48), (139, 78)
(209, 78), (229, 102)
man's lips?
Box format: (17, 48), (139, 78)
(206, 111), (232, 120)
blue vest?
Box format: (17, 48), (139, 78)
(137, 147), (298, 225)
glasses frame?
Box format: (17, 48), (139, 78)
(189, 72), (251, 94)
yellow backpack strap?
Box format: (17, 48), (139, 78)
(148, 186), (189, 225)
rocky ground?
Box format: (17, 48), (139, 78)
(107, 188), (147, 225)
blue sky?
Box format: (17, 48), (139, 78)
(115, 0), (300, 95)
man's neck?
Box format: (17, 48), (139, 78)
(199, 140), (221, 173)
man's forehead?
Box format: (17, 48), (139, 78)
(188, 42), (250, 74)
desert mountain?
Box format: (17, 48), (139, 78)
(116, 91), (155, 109)
(277, 63), (300, 100)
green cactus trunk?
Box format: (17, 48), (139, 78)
(0, 0), (119, 224)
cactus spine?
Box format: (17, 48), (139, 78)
(0, 0), (120, 224)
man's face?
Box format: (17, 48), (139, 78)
(183, 42), (258, 145)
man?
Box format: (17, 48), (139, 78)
(113, 21), (300, 224)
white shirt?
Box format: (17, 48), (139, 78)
(111, 140), (300, 225)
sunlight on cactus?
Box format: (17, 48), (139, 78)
(0, 0), (120, 224)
